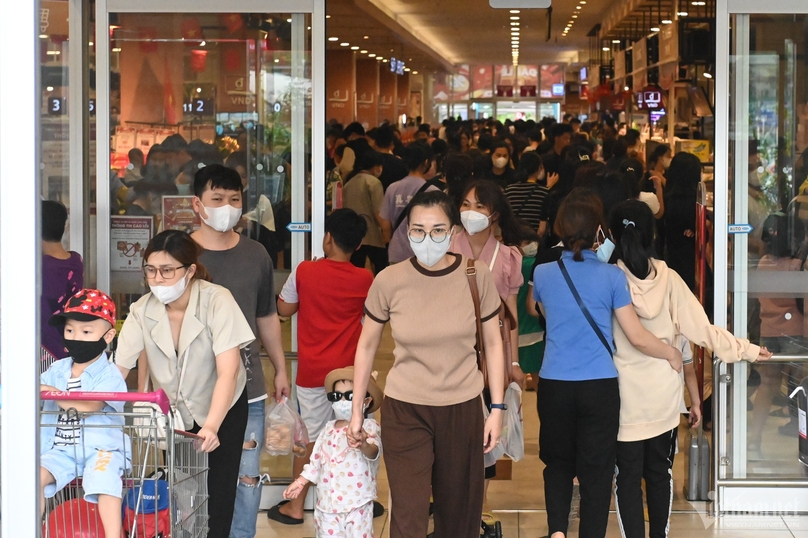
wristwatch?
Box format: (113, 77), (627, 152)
(490, 403), (508, 411)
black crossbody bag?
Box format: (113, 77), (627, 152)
(557, 259), (614, 357)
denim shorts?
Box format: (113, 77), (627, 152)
(41, 446), (128, 502)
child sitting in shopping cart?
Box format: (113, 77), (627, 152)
(284, 366), (383, 537)
(40, 289), (129, 538)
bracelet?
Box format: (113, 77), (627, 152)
(511, 362), (520, 367)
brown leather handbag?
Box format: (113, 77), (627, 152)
(466, 259), (515, 387)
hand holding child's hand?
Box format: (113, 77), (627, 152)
(284, 479), (305, 500)
(347, 415), (364, 448)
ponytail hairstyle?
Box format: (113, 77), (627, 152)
(554, 188), (606, 261)
(609, 199), (657, 279)
(460, 180), (538, 246)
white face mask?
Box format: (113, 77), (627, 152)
(409, 235), (452, 267)
(150, 273), (190, 304)
(332, 400), (354, 421)
(522, 242), (539, 258)
(492, 156), (509, 169)
(201, 204), (242, 232)
(461, 210), (492, 235)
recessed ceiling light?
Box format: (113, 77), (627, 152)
(89, 41), (94, 46)
(510, 16), (520, 20)
(662, 19), (672, 24)
(511, 22), (520, 26)
(350, 46), (359, 50)
(46, 86), (54, 91)
(404, 67), (411, 72)
(572, 14), (578, 18)
(412, 71), (418, 74)
(360, 50), (368, 53)
(703, 72), (712, 78)
(691, 1), (705, 5)
(369, 53), (376, 57)
(510, 9), (520, 13)
(286, 18), (292, 22)
(382, 59), (388, 63)
(650, 26), (660, 31)
(328, 37), (339, 41)
(340, 42), (350, 46)
(612, 39), (621, 43)
(39, 34), (47, 38)
(326, 15), (331, 18)
(364, 35), (369, 39)
(602, 46), (610, 51)
(624, 86), (630, 91)
(576, 5), (582, 9)
(678, 11), (689, 16)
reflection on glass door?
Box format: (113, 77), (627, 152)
(470, 101), (493, 119)
(105, 12), (311, 310)
(725, 13), (808, 482)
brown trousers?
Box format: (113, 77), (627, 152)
(381, 396), (484, 538)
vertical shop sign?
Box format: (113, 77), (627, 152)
(325, 49), (354, 125)
(397, 72), (410, 117)
(378, 67), (397, 121)
(355, 59), (378, 128)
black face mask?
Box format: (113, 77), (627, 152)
(64, 336), (109, 364)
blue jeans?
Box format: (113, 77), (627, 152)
(229, 400), (268, 538)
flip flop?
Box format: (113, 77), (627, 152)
(266, 500), (303, 525)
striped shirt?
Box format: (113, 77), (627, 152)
(54, 378), (82, 447)
(505, 182), (549, 230)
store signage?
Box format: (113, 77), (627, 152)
(552, 83), (564, 96)
(489, 0), (551, 7)
(637, 86), (664, 110)
(183, 98), (212, 115)
(497, 85), (514, 97)
(728, 224), (753, 234)
(389, 57), (405, 75)
(520, 85), (537, 97)
(47, 97), (99, 115)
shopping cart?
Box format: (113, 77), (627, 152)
(40, 390), (209, 538)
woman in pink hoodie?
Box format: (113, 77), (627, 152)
(608, 200), (771, 538)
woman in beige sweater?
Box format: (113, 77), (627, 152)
(608, 200), (771, 538)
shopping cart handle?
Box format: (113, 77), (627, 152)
(41, 389), (172, 415)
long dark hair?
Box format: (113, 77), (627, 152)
(665, 152), (702, 200)
(142, 230), (212, 282)
(554, 188), (605, 261)
(460, 180), (538, 246)
(609, 199), (657, 279)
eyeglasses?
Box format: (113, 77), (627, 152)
(326, 390), (368, 402)
(142, 265), (188, 279)
(408, 228), (450, 244)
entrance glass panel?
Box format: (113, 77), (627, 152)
(496, 100), (536, 122)
(724, 13), (808, 483)
(471, 101), (493, 120)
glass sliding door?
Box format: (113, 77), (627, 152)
(715, 0), (808, 514)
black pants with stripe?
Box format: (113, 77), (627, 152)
(615, 428), (678, 538)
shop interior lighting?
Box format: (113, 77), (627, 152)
(286, 18), (292, 22)
(678, 11), (689, 16)
(364, 36), (369, 39)
(46, 50), (61, 55)
(46, 86), (54, 91)
(602, 46), (610, 51)
(691, 1), (705, 5)
(650, 26), (660, 32)
(89, 41), (94, 46)
(328, 37), (339, 41)
(511, 22), (520, 26)
(199, 40), (206, 46)
(340, 42), (350, 46)
(576, 5), (582, 9)
(703, 71), (712, 79)
(112, 47), (122, 52)
(624, 85), (630, 91)
(325, 15), (331, 18)
(412, 71), (418, 74)
(360, 50), (368, 54)
(612, 39), (621, 43)
(368, 53), (376, 57)
(350, 46), (359, 50)
(572, 14), (578, 18)
(510, 16), (520, 20)
(661, 19), (672, 24)
(196, 87), (202, 93)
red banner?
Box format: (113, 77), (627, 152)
(221, 13), (243, 34)
(190, 50), (208, 73)
(472, 65), (493, 99)
(180, 17), (202, 45)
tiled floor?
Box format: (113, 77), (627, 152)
(256, 322), (808, 537)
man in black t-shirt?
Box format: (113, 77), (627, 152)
(371, 125), (409, 191)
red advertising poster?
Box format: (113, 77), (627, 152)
(378, 68), (397, 121)
(517, 65), (539, 88)
(540, 64), (565, 98)
(472, 65), (494, 98)
(433, 72), (450, 103)
(495, 65), (516, 87)
(162, 196), (201, 233)
(355, 59), (378, 128)
(325, 49), (355, 125)
(450, 65), (471, 101)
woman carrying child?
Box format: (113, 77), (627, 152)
(608, 199), (771, 538)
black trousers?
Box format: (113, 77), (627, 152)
(538, 377), (620, 538)
(351, 245), (389, 274)
(189, 389), (248, 538)
(615, 428), (677, 538)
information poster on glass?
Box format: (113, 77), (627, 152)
(162, 195), (201, 233)
(110, 216), (153, 272)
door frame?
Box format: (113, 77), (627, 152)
(94, 0), (326, 292)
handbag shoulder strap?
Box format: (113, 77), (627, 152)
(513, 183), (542, 215)
(557, 258), (613, 357)
(392, 181), (431, 233)
(466, 259), (485, 360)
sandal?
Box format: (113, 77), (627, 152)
(266, 500), (304, 525)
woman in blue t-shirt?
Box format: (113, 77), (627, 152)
(532, 189), (682, 538)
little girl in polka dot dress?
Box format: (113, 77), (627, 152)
(284, 366), (383, 537)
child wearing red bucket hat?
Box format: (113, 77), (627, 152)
(40, 288), (131, 538)
(283, 366), (383, 537)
